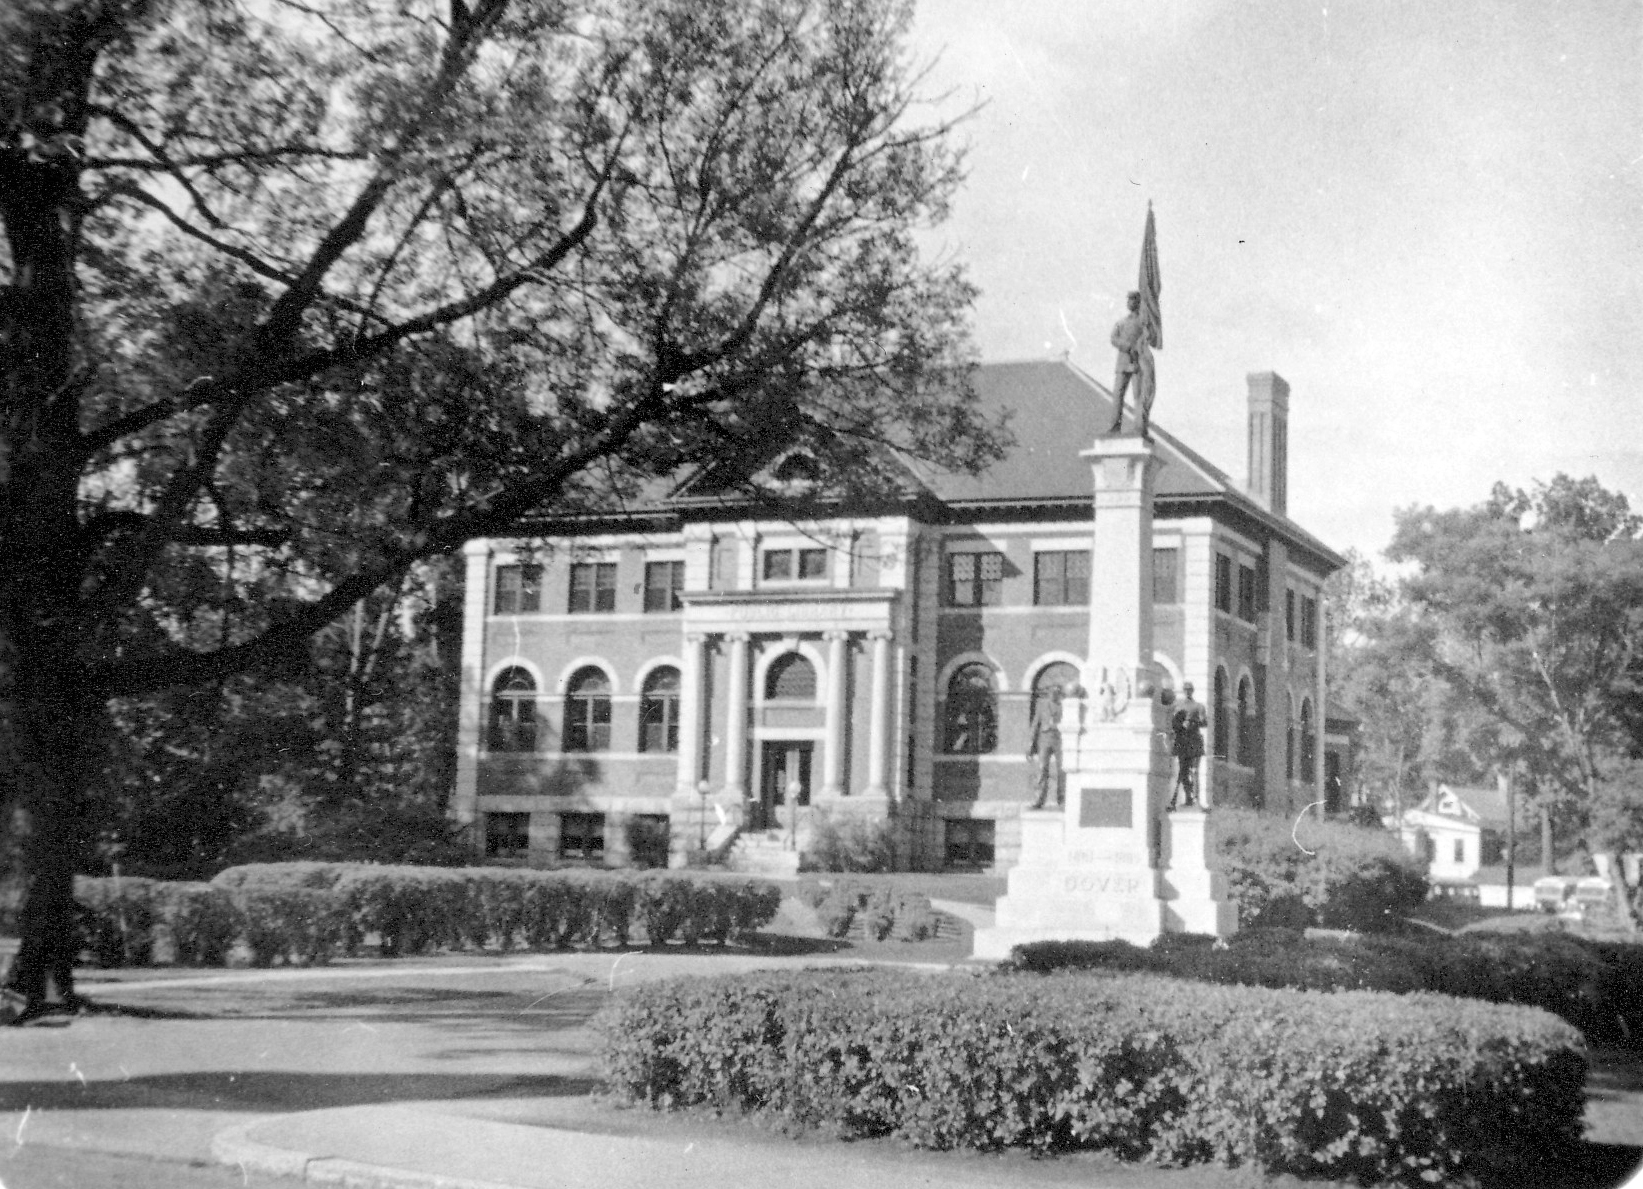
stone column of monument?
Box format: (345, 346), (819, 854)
(972, 437), (1234, 958)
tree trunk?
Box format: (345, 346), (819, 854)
(1597, 853), (1641, 932)
(2, 652), (100, 1020)
(0, 31), (102, 1020)
(1542, 806), (1556, 875)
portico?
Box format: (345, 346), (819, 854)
(675, 589), (902, 842)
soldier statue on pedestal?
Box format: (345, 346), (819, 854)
(1169, 682), (1207, 810)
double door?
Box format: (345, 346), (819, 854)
(754, 741), (812, 831)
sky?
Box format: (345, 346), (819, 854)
(905, 0), (1643, 560)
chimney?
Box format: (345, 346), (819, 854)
(1246, 371), (1289, 515)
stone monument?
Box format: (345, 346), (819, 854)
(971, 437), (1235, 958)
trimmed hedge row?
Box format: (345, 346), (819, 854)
(598, 966), (1585, 1187)
(1216, 807), (1429, 930)
(74, 865), (782, 967)
(1004, 926), (1643, 1047)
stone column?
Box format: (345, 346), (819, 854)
(677, 632), (707, 795)
(822, 629), (849, 797)
(864, 629), (892, 797)
(723, 632), (750, 800)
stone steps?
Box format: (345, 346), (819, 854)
(726, 829), (801, 876)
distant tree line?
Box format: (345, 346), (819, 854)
(1329, 474), (1643, 926)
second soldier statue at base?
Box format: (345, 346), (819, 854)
(1169, 682), (1207, 810)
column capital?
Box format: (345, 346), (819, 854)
(724, 630), (751, 645)
(868, 628), (894, 642)
(685, 631), (708, 646)
(823, 629), (850, 643)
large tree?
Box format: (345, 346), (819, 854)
(1327, 550), (1496, 818)
(0, 0), (1004, 1016)
(1388, 475), (1643, 924)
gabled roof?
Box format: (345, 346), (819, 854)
(1406, 782), (1513, 829)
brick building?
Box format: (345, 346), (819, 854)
(452, 360), (1345, 870)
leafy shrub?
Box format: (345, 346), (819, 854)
(802, 812), (895, 873)
(151, 882), (238, 965)
(1216, 807), (1427, 930)
(800, 878), (937, 942)
(1004, 927), (1643, 1047)
(77, 865), (782, 967)
(75, 876), (157, 967)
(234, 887), (347, 966)
(598, 967), (1585, 1187)
(329, 866), (470, 956)
(211, 861), (350, 890)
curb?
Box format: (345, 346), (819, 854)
(211, 1118), (527, 1189)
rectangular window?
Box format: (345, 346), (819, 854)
(944, 819), (995, 869)
(643, 560), (685, 612)
(1285, 589), (1296, 642)
(568, 562), (617, 613)
(484, 812), (530, 858)
(1237, 564), (1257, 622)
(1214, 553), (1233, 614)
(494, 564), (541, 614)
(761, 547), (829, 582)
(1453, 838), (1465, 864)
(558, 812), (606, 861)
(798, 547), (828, 579)
(627, 814), (672, 869)
(1152, 548), (1178, 604)
(1033, 550), (1089, 606)
(947, 551), (1004, 607)
(1301, 596), (1319, 649)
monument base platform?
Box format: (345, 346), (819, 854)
(971, 806), (1236, 962)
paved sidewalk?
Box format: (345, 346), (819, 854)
(208, 1099), (1095, 1189)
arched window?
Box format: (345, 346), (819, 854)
(1212, 667), (1230, 760)
(638, 666), (681, 753)
(1236, 676), (1255, 766)
(1031, 662), (1079, 724)
(564, 667), (611, 752)
(489, 667), (537, 752)
(1286, 693), (1296, 781)
(945, 663), (998, 754)
(1299, 698), (1316, 783)
(765, 652), (817, 701)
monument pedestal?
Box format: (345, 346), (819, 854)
(1160, 808), (1237, 936)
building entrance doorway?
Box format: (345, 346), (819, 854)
(756, 741), (813, 831)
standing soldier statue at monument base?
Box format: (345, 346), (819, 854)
(1026, 684), (1064, 810)
(1168, 681), (1208, 810)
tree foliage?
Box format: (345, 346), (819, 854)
(1379, 475), (1643, 921)
(0, 0), (1006, 1013)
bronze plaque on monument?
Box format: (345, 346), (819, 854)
(1079, 787), (1131, 828)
